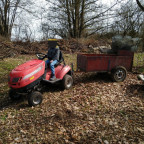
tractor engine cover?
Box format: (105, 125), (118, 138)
(8, 59), (45, 90)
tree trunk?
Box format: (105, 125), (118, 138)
(74, 0), (80, 38)
(0, 0), (20, 40)
(66, 0), (73, 37)
(79, 0), (85, 37)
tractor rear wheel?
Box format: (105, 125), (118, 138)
(111, 66), (127, 82)
(62, 74), (73, 89)
(28, 91), (43, 106)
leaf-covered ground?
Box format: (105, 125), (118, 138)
(0, 55), (144, 143)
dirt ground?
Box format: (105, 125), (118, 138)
(0, 70), (144, 143)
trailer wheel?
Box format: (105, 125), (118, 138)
(62, 74), (73, 89)
(9, 89), (21, 100)
(111, 66), (127, 82)
(28, 91), (43, 107)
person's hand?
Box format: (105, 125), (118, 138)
(50, 60), (53, 63)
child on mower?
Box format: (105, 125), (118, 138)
(45, 40), (60, 81)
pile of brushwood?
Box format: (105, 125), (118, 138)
(0, 37), (111, 59)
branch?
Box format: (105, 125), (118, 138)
(84, 0), (119, 25)
(136, 0), (144, 11)
(9, 0), (20, 32)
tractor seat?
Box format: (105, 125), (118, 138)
(54, 50), (64, 67)
(46, 50), (64, 68)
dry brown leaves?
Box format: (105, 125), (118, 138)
(0, 73), (144, 143)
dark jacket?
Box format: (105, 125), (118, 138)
(47, 47), (60, 61)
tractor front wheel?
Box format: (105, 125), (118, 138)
(62, 74), (73, 89)
(28, 91), (43, 107)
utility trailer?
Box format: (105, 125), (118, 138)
(77, 50), (134, 82)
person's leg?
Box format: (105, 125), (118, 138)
(44, 60), (50, 79)
(45, 59), (50, 70)
(50, 60), (58, 79)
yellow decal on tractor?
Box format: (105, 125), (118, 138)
(30, 76), (34, 80)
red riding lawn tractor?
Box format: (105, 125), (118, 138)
(8, 52), (73, 107)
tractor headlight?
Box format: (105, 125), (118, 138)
(23, 66), (43, 80)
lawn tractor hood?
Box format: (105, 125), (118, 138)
(8, 59), (45, 89)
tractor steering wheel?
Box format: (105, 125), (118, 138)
(36, 53), (46, 60)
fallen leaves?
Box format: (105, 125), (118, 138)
(0, 73), (144, 143)
(137, 127), (144, 133)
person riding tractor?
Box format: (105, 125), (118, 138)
(45, 39), (60, 81)
(8, 38), (73, 107)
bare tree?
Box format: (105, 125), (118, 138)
(0, 0), (34, 40)
(44, 0), (106, 38)
(42, 0), (122, 39)
(112, 0), (144, 37)
(0, 0), (21, 39)
(136, 0), (144, 11)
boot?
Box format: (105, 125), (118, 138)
(50, 75), (56, 81)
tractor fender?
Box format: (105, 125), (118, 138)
(56, 65), (72, 80)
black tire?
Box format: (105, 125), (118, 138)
(28, 91), (43, 107)
(62, 74), (73, 89)
(9, 89), (21, 100)
(111, 66), (127, 82)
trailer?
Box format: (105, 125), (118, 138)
(77, 50), (134, 82)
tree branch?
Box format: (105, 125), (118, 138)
(136, 0), (144, 11)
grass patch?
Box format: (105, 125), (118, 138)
(133, 52), (144, 67)
(0, 114), (7, 121)
(137, 67), (144, 73)
(63, 53), (77, 71)
(133, 52), (144, 73)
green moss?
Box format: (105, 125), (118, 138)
(137, 67), (144, 73)
(0, 115), (7, 121)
